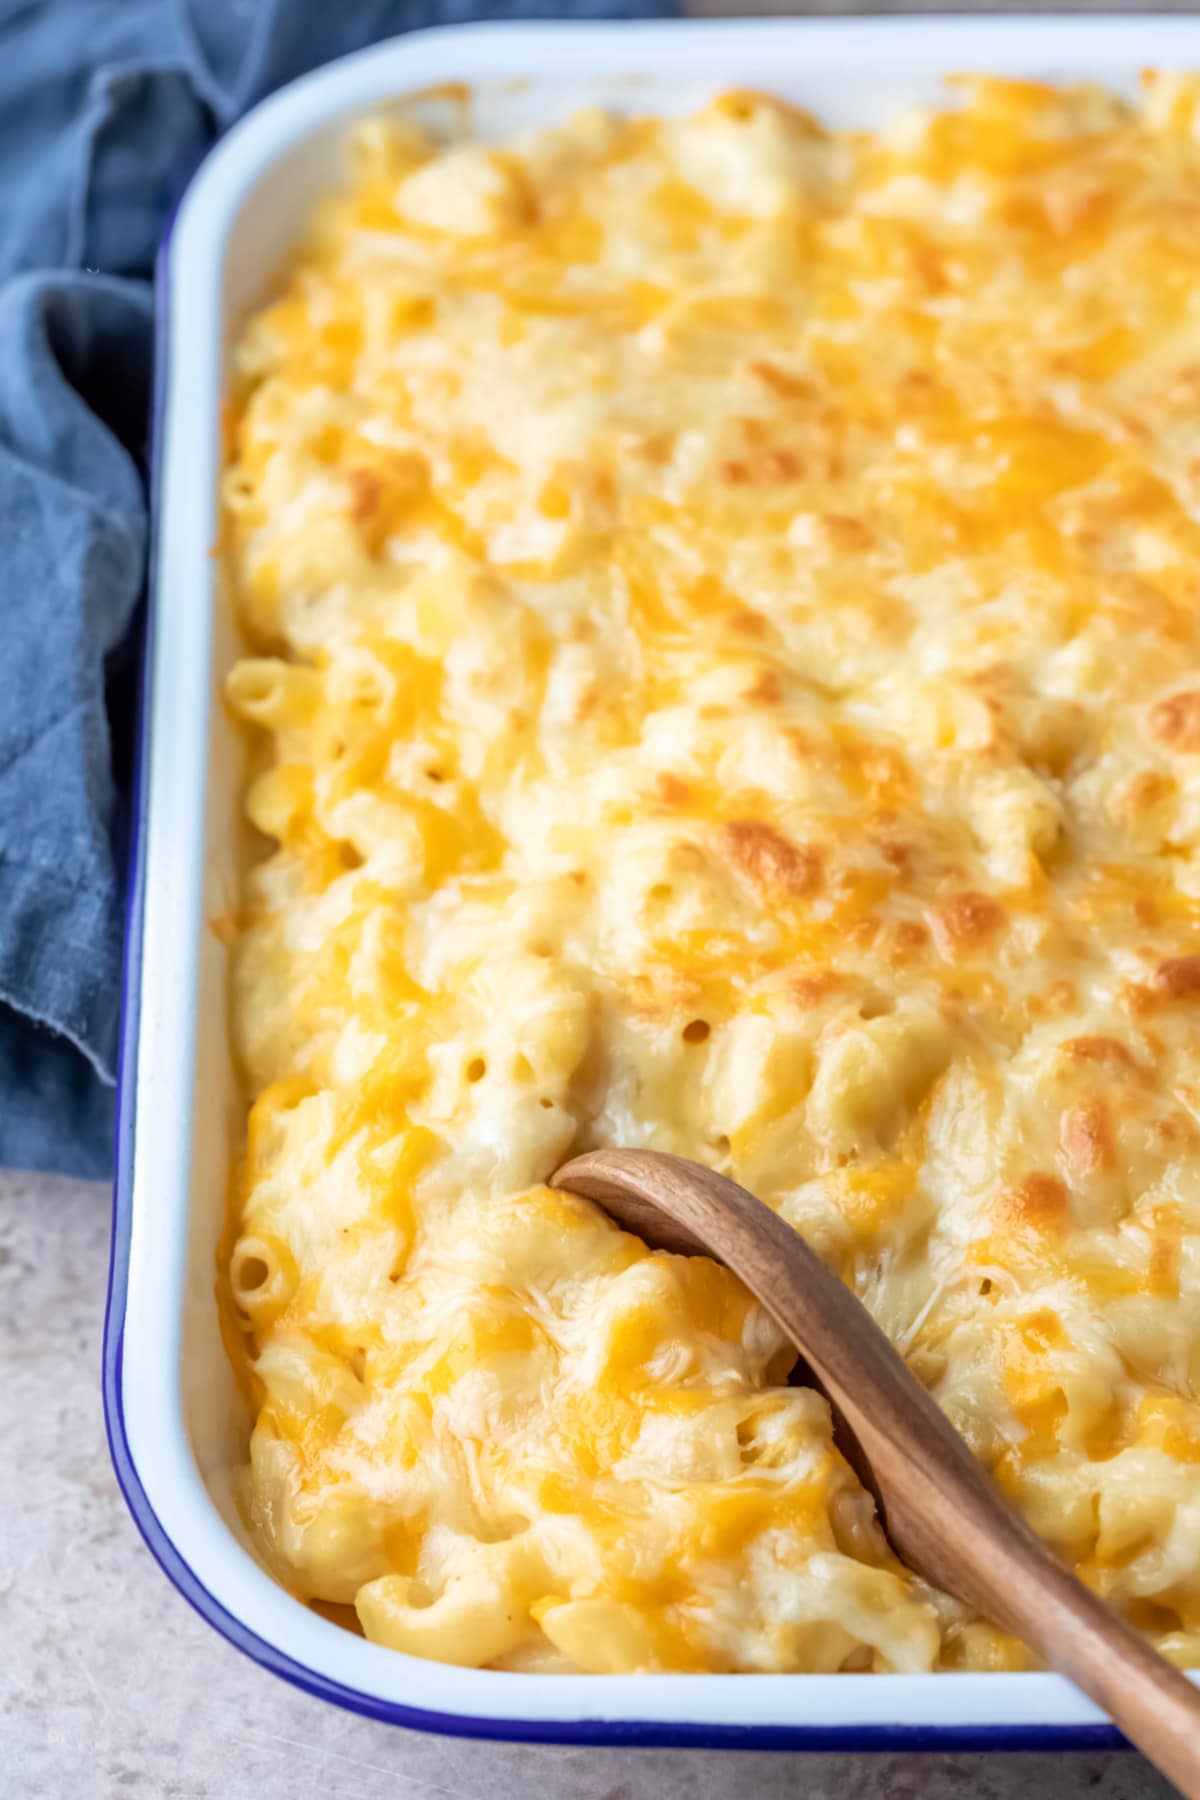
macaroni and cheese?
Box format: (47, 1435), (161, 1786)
(222, 77), (1200, 1674)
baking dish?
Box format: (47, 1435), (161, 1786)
(105, 14), (1200, 1748)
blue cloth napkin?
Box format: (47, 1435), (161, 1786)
(0, 0), (672, 1179)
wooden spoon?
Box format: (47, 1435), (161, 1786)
(551, 1147), (1200, 1794)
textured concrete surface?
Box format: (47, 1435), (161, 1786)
(0, 1169), (1174, 1799)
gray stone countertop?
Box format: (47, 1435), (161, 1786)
(0, 1170), (1173, 1798)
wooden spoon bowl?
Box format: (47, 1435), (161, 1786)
(551, 1147), (1200, 1797)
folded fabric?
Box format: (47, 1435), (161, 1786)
(0, 0), (673, 1179)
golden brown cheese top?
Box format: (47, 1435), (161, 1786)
(223, 77), (1200, 1674)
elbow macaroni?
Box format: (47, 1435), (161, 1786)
(223, 76), (1200, 1674)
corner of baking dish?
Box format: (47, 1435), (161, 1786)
(104, 13), (1200, 1747)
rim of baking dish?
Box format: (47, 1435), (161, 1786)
(105, 16), (1200, 1747)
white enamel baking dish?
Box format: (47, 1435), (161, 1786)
(106, 15), (1200, 1748)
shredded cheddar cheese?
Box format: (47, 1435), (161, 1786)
(223, 77), (1200, 1674)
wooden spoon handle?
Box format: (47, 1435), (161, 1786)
(987, 1541), (1200, 1795)
(553, 1150), (1200, 1793)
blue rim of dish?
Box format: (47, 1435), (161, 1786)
(101, 99), (1128, 1756)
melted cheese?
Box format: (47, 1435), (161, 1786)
(223, 76), (1200, 1674)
